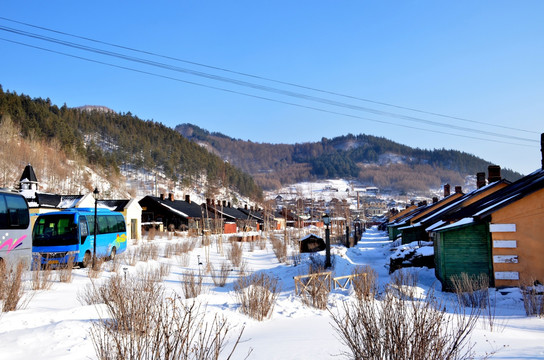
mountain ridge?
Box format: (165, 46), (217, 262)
(175, 123), (523, 194)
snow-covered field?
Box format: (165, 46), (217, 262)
(1, 228), (544, 359)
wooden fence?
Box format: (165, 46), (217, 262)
(294, 272), (368, 295)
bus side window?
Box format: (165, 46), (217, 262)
(98, 216), (109, 234)
(4, 194), (29, 228)
(87, 216), (95, 235)
(79, 216), (89, 244)
(0, 194), (7, 228)
(116, 215), (126, 232)
(105, 216), (118, 233)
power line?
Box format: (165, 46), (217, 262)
(1, 36), (537, 150)
(0, 24), (539, 145)
(0, 16), (538, 136)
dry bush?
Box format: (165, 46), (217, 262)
(57, 256), (74, 283)
(88, 258), (105, 279)
(351, 265), (378, 301)
(450, 273), (489, 308)
(234, 272), (280, 321)
(172, 242), (184, 256)
(31, 258), (54, 291)
(1, 260), (28, 312)
(91, 291), (246, 360)
(124, 248), (139, 266)
(330, 287), (481, 360)
(228, 242), (243, 268)
(163, 243), (176, 258)
(176, 253), (190, 267)
(389, 268), (419, 300)
(157, 262), (172, 281)
(181, 270), (204, 299)
(521, 283), (544, 317)
(211, 261), (231, 287)
(147, 226), (156, 241)
(270, 236), (287, 263)
(108, 253), (122, 273)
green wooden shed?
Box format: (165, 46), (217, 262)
(433, 221), (494, 291)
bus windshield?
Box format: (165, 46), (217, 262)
(33, 214), (78, 246)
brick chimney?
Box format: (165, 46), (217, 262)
(444, 184), (450, 197)
(488, 165), (501, 183)
(432, 197), (438, 204)
(476, 172), (486, 189)
(228, 202), (231, 208)
(168, 193), (174, 202)
(160, 194), (165, 200)
(245, 204), (248, 210)
(455, 186), (462, 194)
(222, 200), (227, 207)
(185, 194), (190, 203)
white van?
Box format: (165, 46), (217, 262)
(0, 190), (32, 266)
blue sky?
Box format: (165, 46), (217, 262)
(1, 1), (543, 175)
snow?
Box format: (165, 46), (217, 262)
(1, 228), (544, 359)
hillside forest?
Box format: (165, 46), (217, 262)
(0, 86), (262, 200)
(176, 124), (523, 193)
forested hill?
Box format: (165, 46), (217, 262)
(0, 87), (262, 200)
(176, 123), (523, 193)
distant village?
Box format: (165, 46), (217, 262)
(14, 131), (544, 291)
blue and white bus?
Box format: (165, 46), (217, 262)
(32, 208), (127, 268)
(0, 190), (32, 266)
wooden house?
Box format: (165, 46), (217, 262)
(139, 194), (202, 232)
(299, 234), (326, 253)
(431, 167), (544, 290)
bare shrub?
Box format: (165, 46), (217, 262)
(108, 253), (122, 273)
(57, 255), (74, 283)
(91, 292), (246, 360)
(31, 258), (54, 291)
(351, 265), (378, 301)
(88, 258), (105, 279)
(1, 260), (28, 312)
(211, 261), (231, 287)
(176, 253), (190, 267)
(228, 241), (243, 268)
(172, 242), (184, 256)
(124, 248), (139, 266)
(181, 270), (203, 299)
(270, 235), (287, 263)
(330, 287), (480, 360)
(234, 272), (280, 321)
(390, 268), (419, 300)
(147, 226), (156, 241)
(521, 283), (544, 317)
(163, 243), (175, 258)
(450, 273), (489, 308)
(157, 262), (171, 281)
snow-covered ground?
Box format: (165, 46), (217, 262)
(1, 228), (544, 359)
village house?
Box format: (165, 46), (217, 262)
(139, 193), (202, 233)
(431, 166), (544, 290)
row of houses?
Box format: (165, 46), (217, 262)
(18, 165), (277, 241)
(386, 150), (544, 290)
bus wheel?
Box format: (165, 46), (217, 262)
(81, 251), (92, 268)
(109, 247), (116, 261)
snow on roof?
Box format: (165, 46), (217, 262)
(299, 233), (322, 242)
(159, 201), (189, 218)
(434, 217), (474, 231)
